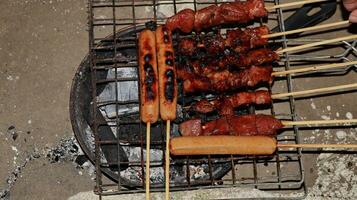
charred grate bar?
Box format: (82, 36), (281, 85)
(81, 0), (357, 198)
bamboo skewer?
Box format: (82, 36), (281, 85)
(271, 83), (357, 99)
(265, 0), (330, 11)
(276, 35), (357, 54)
(263, 20), (350, 39)
(282, 119), (357, 126)
(165, 120), (170, 200)
(277, 143), (357, 149)
(271, 61), (357, 76)
(146, 122), (151, 200)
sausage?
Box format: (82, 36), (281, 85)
(156, 25), (177, 121)
(170, 136), (277, 155)
(138, 29), (159, 124)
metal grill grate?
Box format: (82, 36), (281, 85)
(85, 0), (357, 198)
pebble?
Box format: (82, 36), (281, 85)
(321, 115), (331, 120)
(326, 105), (331, 111)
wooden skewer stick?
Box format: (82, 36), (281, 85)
(281, 119), (357, 126)
(165, 120), (170, 200)
(277, 143), (357, 149)
(271, 61), (357, 76)
(271, 83), (357, 99)
(265, 0), (330, 11)
(276, 35), (357, 54)
(263, 20), (350, 39)
(146, 122), (151, 200)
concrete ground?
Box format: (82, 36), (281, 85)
(0, 0), (356, 200)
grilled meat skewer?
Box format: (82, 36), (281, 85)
(166, 0), (267, 33)
(178, 26), (270, 56)
(191, 91), (271, 115)
(179, 114), (283, 136)
(179, 65), (273, 93)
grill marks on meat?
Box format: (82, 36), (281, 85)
(179, 114), (283, 136)
(182, 65), (273, 93)
(166, 0), (267, 33)
(192, 91), (272, 115)
(178, 26), (270, 56)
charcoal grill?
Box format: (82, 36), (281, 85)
(69, 0), (357, 199)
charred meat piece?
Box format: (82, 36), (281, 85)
(183, 65), (273, 93)
(180, 114), (283, 136)
(177, 26), (270, 56)
(166, 9), (195, 33)
(192, 90), (272, 114)
(178, 38), (197, 56)
(226, 25), (269, 53)
(166, 0), (267, 33)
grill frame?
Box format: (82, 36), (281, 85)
(75, 0), (357, 198)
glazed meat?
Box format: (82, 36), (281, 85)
(166, 0), (267, 33)
(179, 114), (283, 136)
(178, 38), (197, 56)
(177, 26), (270, 56)
(226, 25), (269, 53)
(183, 65), (273, 93)
(218, 49), (278, 69)
(166, 9), (195, 33)
(191, 90), (272, 115)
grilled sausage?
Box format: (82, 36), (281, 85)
(170, 136), (277, 155)
(138, 29), (159, 124)
(156, 25), (177, 121)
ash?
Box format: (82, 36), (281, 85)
(45, 137), (96, 179)
(307, 153), (357, 199)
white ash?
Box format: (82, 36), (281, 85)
(336, 130), (347, 140)
(336, 112), (340, 117)
(307, 153), (357, 199)
(310, 101), (316, 110)
(321, 115), (331, 120)
(346, 112), (353, 119)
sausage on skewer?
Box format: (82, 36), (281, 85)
(156, 25), (178, 121)
(156, 25), (178, 200)
(138, 29), (159, 200)
(139, 29), (159, 124)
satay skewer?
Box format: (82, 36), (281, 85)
(265, 0), (330, 11)
(276, 35), (357, 54)
(262, 20), (350, 39)
(272, 61), (357, 76)
(272, 83), (357, 99)
(138, 29), (160, 200)
(170, 136), (357, 156)
(156, 26), (178, 200)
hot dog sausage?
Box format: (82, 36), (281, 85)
(156, 25), (177, 121)
(138, 29), (159, 124)
(170, 136), (277, 155)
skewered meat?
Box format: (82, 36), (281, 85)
(226, 25), (269, 53)
(166, 0), (267, 33)
(191, 90), (272, 115)
(166, 9), (195, 33)
(179, 114), (283, 136)
(138, 29), (159, 123)
(156, 26), (178, 121)
(178, 26), (270, 56)
(182, 65), (273, 93)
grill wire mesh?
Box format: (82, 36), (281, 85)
(86, 0), (357, 198)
